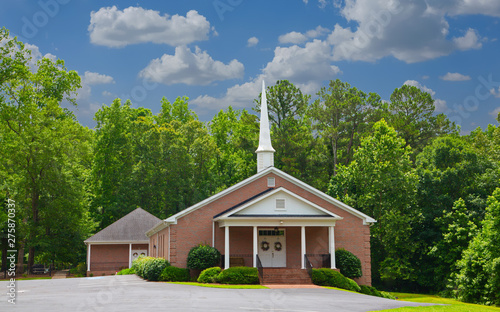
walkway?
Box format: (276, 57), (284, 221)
(51, 270), (69, 279)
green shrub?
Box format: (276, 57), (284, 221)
(143, 258), (170, 281)
(186, 244), (221, 271)
(346, 277), (361, 292)
(359, 285), (392, 299)
(335, 248), (362, 279)
(70, 262), (86, 275)
(312, 268), (361, 292)
(117, 268), (135, 275)
(380, 291), (396, 300)
(198, 267), (222, 283)
(132, 256), (155, 277)
(217, 267), (259, 284)
(160, 266), (190, 282)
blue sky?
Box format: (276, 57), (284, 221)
(1, 0), (500, 132)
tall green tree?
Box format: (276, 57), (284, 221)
(388, 84), (456, 155)
(328, 119), (419, 286)
(255, 80), (329, 189)
(452, 188), (500, 306)
(0, 28), (93, 271)
(310, 79), (378, 177)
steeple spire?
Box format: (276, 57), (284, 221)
(256, 80), (275, 172)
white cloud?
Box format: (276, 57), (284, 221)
(403, 80), (448, 112)
(279, 26), (329, 44)
(433, 0), (500, 17)
(102, 91), (114, 97)
(440, 72), (471, 81)
(490, 87), (500, 98)
(326, 0), (486, 63)
(83, 71), (115, 85)
(139, 46), (244, 86)
(453, 28), (482, 50)
(192, 40), (341, 110)
(489, 106), (500, 118)
(88, 6), (212, 47)
(279, 31), (308, 44)
(247, 36), (259, 47)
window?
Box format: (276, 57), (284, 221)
(275, 198), (286, 210)
(267, 177), (275, 187)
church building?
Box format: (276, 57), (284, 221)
(145, 81), (376, 285)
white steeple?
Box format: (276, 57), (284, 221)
(256, 80), (275, 173)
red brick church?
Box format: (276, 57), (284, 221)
(145, 81), (376, 285)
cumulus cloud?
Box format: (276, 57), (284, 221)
(279, 32), (308, 44)
(247, 36), (259, 47)
(139, 46), (244, 86)
(88, 6), (212, 47)
(326, 0), (486, 63)
(192, 40), (341, 110)
(279, 26), (329, 44)
(404, 80), (448, 112)
(83, 71), (115, 85)
(453, 28), (482, 50)
(440, 72), (471, 81)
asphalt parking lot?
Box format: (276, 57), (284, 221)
(1, 275), (438, 312)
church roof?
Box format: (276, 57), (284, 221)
(146, 167), (376, 236)
(85, 208), (161, 243)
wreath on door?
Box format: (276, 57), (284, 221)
(274, 242), (282, 251)
(261, 241), (270, 251)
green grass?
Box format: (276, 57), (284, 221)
(371, 293), (500, 312)
(0, 277), (53, 281)
(322, 286), (360, 294)
(165, 281), (268, 289)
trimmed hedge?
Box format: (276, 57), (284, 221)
(198, 267), (222, 283)
(335, 248), (362, 279)
(217, 267), (259, 284)
(117, 268), (135, 275)
(132, 256), (170, 281)
(311, 268), (360, 292)
(187, 245), (221, 271)
(160, 266), (190, 282)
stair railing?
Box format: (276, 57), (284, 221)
(256, 254), (264, 284)
(304, 254), (313, 278)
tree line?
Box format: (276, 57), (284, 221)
(1, 28), (499, 305)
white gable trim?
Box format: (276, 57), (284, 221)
(214, 187), (342, 220)
(271, 168), (376, 225)
(146, 167), (376, 236)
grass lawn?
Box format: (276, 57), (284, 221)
(371, 293), (500, 312)
(166, 282), (268, 289)
(0, 277), (53, 281)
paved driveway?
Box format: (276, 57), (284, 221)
(1, 275), (437, 312)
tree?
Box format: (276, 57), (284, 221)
(0, 27), (93, 271)
(388, 84), (456, 155)
(452, 188), (500, 305)
(254, 80), (328, 189)
(310, 79), (377, 177)
(209, 106), (258, 190)
(328, 119), (419, 286)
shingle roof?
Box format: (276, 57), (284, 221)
(85, 208), (162, 243)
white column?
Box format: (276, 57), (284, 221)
(329, 226), (336, 269)
(253, 226), (258, 267)
(301, 226), (306, 269)
(224, 226), (230, 269)
(129, 243), (132, 268)
(87, 243), (91, 272)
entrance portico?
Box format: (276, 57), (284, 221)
(214, 187), (342, 270)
